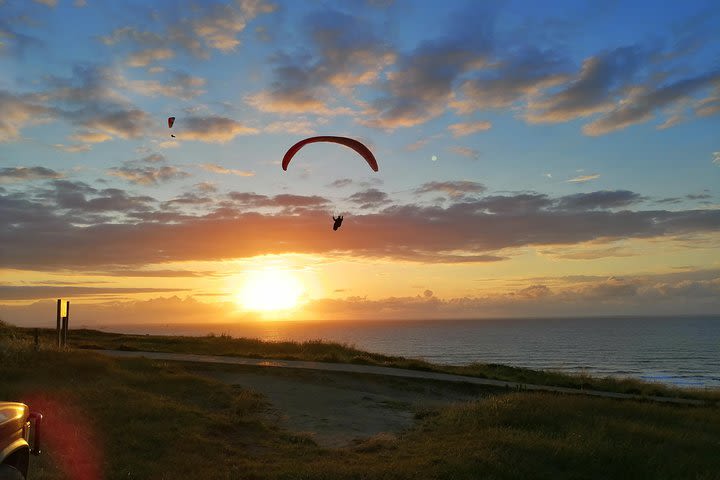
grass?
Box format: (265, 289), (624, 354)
(11, 323), (720, 403)
(2, 320), (720, 479)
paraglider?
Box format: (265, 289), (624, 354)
(281, 136), (378, 232)
(281, 136), (379, 172)
(168, 117), (175, 137)
(332, 215), (343, 231)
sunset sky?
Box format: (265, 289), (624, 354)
(1, 0), (719, 327)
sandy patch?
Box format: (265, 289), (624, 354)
(191, 364), (495, 448)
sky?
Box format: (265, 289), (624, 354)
(1, 0), (719, 327)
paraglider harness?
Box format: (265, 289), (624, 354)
(332, 215), (343, 231)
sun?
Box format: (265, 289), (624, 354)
(237, 268), (304, 312)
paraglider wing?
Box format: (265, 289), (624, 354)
(282, 136), (379, 172)
(168, 117), (175, 129)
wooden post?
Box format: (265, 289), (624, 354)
(56, 299), (62, 348)
(63, 301), (70, 347)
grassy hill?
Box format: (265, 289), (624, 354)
(2, 320), (719, 479)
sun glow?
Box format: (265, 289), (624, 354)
(237, 268), (304, 312)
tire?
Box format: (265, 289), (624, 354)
(0, 464), (25, 480)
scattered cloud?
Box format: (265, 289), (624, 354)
(415, 181), (485, 198)
(362, 8), (496, 129)
(53, 143), (91, 153)
(583, 70), (720, 136)
(567, 173), (600, 183)
(555, 190), (643, 210)
(70, 131), (112, 143)
(264, 120), (315, 135)
(454, 47), (569, 113)
(178, 116), (258, 142)
(328, 178), (353, 188)
(201, 164), (255, 177)
(526, 46), (645, 123)
(657, 114), (684, 130)
(109, 165), (190, 186)
(713, 152), (720, 165)
(0, 91), (54, 142)
(101, 0), (276, 65)
(246, 9), (394, 115)
(448, 146), (480, 159)
(347, 188), (391, 209)
(448, 120), (492, 137)
(123, 72), (206, 99)
(0, 166), (63, 182)
(0, 285), (188, 301)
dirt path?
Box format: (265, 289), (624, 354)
(96, 349), (705, 405)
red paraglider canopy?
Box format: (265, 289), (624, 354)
(168, 117), (175, 128)
(282, 136), (379, 172)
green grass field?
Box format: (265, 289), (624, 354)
(2, 321), (720, 479)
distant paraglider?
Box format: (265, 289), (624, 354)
(281, 136), (379, 172)
(168, 116), (176, 137)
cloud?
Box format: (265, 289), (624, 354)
(3, 270), (719, 325)
(555, 190), (642, 210)
(0, 285), (188, 301)
(138, 153), (165, 164)
(0, 167), (63, 183)
(582, 70), (720, 136)
(2, 186), (719, 269)
(102, 0), (276, 64)
(201, 164), (255, 177)
(566, 174), (600, 183)
(448, 146), (480, 160)
(32, 0), (56, 6)
(415, 181), (486, 198)
(228, 191), (330, 209)
(696, 94), (720, 117)
(327, 178), (353, 188)
(0, 91), (54, 142)
(109, 165), (190, 186)
(657, 114), (684, 130)
(472, 193), (552, 214)
(246, 9), (394, 116)
(405, 135), (443, 152)
(362, 8), (496, 129)
(38, 180), (156, 213)
(126, 47), (174, 67)
(347, 188), (391, 209)
(53, 143), (92, 153)
(123, 72), (206, 99)
(453, 47), (569, 113)
(264, 120), (315, 135)
(178, 116), (258, 142)
(542, 245), (636, 260)
(77, 109), (149, 139)
(712, 152), (720, 165)
(194, 182), (217, 194)
(448, 121), (492, 137)
(526, 46), (645, 123)
(69, 131), (112, 143)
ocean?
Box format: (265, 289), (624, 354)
(97, 315), (720, 389)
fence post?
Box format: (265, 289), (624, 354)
(62, 301), (70, 347)
(56, 299), (62, 348)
